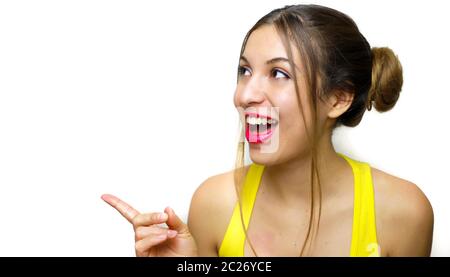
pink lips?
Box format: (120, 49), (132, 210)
(245, 112), (278, 144)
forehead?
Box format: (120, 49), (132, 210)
(243, 25), (285, 58)
(242, 24), (303, 69)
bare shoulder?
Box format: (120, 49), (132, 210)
(187, 166), (250, 256)
(371, 167), (434, 256)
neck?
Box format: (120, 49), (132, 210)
(262, 130), (349, 206)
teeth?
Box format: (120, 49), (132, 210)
(246, 116), (278, 125)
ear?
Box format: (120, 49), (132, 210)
(326, 90), (354, 119)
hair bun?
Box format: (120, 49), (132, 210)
(367, 47), (403, 112)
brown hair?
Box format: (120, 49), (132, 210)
(233, 4), (403, 256)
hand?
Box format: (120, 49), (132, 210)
(101, 194), (198, 257)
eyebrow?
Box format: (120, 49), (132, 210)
(239, 55), (291, 66)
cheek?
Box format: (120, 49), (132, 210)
(278, 94), (312, 143)
(278, 93), (303, 128)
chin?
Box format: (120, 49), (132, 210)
(248, 143), (281, 166)
(248, 140), (310, 167)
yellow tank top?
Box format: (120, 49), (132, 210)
(218, 152), (380, 257)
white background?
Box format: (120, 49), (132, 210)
(0, 0), (448, 256)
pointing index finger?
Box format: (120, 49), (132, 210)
(101, 194), (140, 223)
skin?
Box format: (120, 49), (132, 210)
(102, 24), (434, 257)
(101, 194), (197, 257)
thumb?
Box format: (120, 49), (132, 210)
(164, 206), (189, 234)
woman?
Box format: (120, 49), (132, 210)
(101, 4), (433, 257)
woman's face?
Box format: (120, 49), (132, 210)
(234, 24), (320, 166)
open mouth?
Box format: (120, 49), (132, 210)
(245, 112), (279, 144)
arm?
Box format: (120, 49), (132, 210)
(187, 177), (221, 257)
(385, 181), (434, 256)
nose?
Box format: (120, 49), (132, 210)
(233, 77), (267, 109)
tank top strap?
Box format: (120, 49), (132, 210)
(338, 152), (380, 257)
(240, 163), (265, 228)
(218, 163), (265, 257)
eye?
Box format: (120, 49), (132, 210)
(272, 68), (290, 79)
(238, 65), (251, 76)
